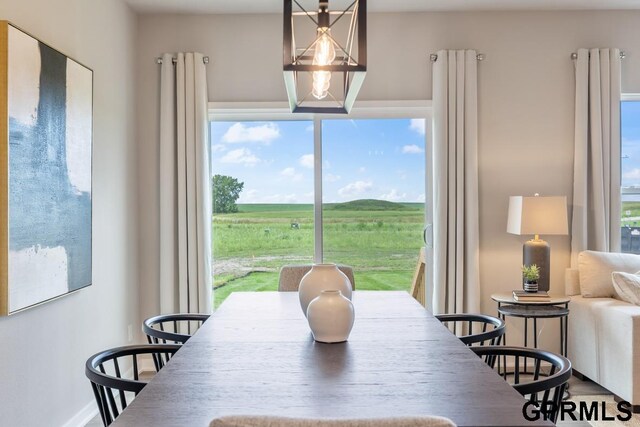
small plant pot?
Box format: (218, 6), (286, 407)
(524, 281), (539, 293)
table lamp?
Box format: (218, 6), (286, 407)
(506, 194), (568, 292)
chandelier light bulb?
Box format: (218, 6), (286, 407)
(312, 27), (335, 100)
(312, 71), (331, 99)
(314, 28), (336, 65)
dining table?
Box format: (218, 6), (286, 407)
(112, 291), (551, 426)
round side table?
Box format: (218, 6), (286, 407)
(491, 293), (570, 357)
(491, 293), (571, 398)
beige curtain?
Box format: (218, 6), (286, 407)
(159, 52), (212, 314)
(571, 48), (621, 267)
(431, 50), (481, 315)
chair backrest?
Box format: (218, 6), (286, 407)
(435, 313), (505, 346)
(209, 415), (456, 427)
(471, 345), (572, 424)
(143, 313), (210, 345)
(85, 344), (180, 426)
(278, 264), (356, 292)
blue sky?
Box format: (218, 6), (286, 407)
(622, 101), (640, 188)
(210, 118), (426, 204)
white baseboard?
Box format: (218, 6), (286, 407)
(139, 357), (156, 373)
(61, 399), (99, 427)
(63, 366), (139, 427)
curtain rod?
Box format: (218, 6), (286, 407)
(156, 56), (210, 65)
(570, 51), (626, 60)
(430, 53), (485, 62)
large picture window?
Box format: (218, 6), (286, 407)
(210, 107), (430, 307)
(621, 99), (640, 253)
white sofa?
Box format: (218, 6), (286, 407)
(566, 250), (640, 407)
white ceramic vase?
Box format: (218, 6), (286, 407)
(307, 290), (355, 343)
(298, 263), (352, 317)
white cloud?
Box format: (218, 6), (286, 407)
(305, 124), (314, 132)
(280, 167), (303, 182)
(409, 118), (426, 135)
(624, 168), (640, 180)
(338, 180), (373, 198)
(402, 144), (424, 154)
(238, 189), (304, 204)
(281, 167), (296, 176)
(325, 173), (341, 182)
(237, 189), (259, 203)
(222, 122), (280, 144)
(220, 148), (260, 166)
(379, 189), (407, 202)
(212, 144), (226, 153)
(263, 193), (299, 203)
(416, 193), (425, 202)
(299, 154), (314, 169)
(358, 167), (366, 173)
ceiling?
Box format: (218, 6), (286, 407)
(125, 0), (640, 14)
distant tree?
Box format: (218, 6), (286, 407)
(212, 175), (244, 213)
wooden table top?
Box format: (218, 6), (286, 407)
(113, 291), (550, 427)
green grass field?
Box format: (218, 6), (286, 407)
(622, 201), (640, 226)
(212, 200), (424, 308)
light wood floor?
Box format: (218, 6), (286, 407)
(557, 375), (611, 427)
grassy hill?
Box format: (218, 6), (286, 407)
(237, 203), (312, 213)
(325, 199), (419, 211)
(235, 200), (423, 213)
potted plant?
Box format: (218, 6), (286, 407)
(522, 264), (540, 293)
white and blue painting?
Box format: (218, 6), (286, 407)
(7, 25), (92, 313)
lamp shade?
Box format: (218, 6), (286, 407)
(507, 195), (568, 236)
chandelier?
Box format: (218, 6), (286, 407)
(283, 0), (367, 114)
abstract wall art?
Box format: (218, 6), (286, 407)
(0, 22), (92, 315)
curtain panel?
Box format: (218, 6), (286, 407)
(571, 48), (621, 267)
(159, 52), (212, 314)
(431, 50), (481, 315)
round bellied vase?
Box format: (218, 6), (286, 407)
(298, 263), (352, 317)
(307, 290), (355, 343)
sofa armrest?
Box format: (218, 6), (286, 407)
(565, 268), (580, 296)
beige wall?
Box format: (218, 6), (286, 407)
(0, 0), (139, 425)
(137, 11), (640, 351)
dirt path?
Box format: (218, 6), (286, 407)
(213, 255), (312, 276)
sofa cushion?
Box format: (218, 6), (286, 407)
(579, 251), (640, 298)
(612, 271), (640, 305)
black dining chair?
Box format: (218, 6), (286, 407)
(85, 344), (180, 426)
(143, 313), (210, 345)
(435, 313), (505, 346)
(278, 264), (356, 292)
(471, 345), (572, 424)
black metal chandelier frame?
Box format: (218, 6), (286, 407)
(283, 0), (367, 114)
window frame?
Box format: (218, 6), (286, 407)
(622, 94), (640, 102)
(620, 94), (640, 253)
(208, 100), (433, 265)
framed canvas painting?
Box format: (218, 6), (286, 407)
(0, 22), (92, 315)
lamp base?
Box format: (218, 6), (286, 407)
(523, 239), (550, 292)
